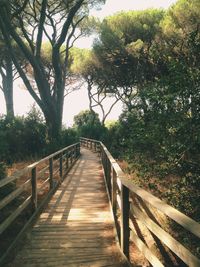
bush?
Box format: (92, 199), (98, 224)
(23, 107), (47, 157)
(0, 162), (7, 180)
(73, 110), (107, 141)
(0, 107), (48, 163)
(0, 162), (15, 199)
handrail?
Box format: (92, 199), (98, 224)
(0, 142), (80, 264)
(80, 137), (200, 267)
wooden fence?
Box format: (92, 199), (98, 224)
(0, 143), (80, 264)
(80, 137), (200, 267)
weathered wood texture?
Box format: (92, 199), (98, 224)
(80, 137), (200, 267)
(6, 149), (128, 267)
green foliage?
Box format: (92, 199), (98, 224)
(0, 104), (82, 163)
(99, 0), (200, 175)
(69, 47), (94, 76)
(0, 162), (7, 180)
(0, 110), (47, 163)
(45, 127), (79, 155)
(163, 174), (200, 221)
(92, 8), (165, 91)
(73, 110), (107, 140)
(0, 162), (16, 199)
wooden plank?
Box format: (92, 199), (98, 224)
(130, 227), (164, 267)
(0, 156), (81, 266)
(0, 143), (80, 189)
(111, 167), (117, 215)
(131, 204), (200, 267)
(49, 158), (53, 189)
(126, 182), (200, 239)
(37, 177), (50, 193)
(53, 167), (60, 176)
(27, 143), (80, 169)
(99, 141), (200, 239)
(0, 196), (31, 234)
(0, 179), (31, 210)
(82, 138), (200, 266)
(7, 148), (129, 267)
(31, 167), (37, 211)
(37, 165), (49, 179)
(0, 168), (30, 188)
(121, 184), (130, 259)
(59, 153), (63, 178)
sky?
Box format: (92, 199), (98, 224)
(0, 0), (177, 126)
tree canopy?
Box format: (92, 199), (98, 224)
(0, 0), (105, 140)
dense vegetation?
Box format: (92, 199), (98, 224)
(0, 0), (199, 221)
(69, 0), (200, 221)
(0, 2), (199, 264)
(0, 107), (78, 181)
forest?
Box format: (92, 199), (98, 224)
(0, 0), (200, 264)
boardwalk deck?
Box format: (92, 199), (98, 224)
(7, 148), (129, 267)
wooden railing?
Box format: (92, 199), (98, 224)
(0, 143), (80, 264)
(80, 137), (200, 267)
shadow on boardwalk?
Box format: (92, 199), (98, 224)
(6, 148), (129, 267)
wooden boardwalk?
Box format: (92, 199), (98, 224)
(8, 148), (129, 267)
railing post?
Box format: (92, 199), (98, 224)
(49, 158), (54, 189)
(98, 143), (101, 156)
(121, 183), (130, 259)
(102, 149), (105, 170)
(104, 153), (107, 179)
(112, 168), (117, 216)
(59, 152), (63, 179)
(70, 150), (73, 164)
(94, 142), (97, 152)
(77, 143), (80, 157)
(31, 167), (37, 211)
(66, 151), (69, 170)
(106, 159), (111, 197)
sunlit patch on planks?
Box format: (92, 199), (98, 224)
(7, 149), (128, 267)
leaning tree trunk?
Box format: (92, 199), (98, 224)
(3, 81), (14, 118)
(0, 0), (86, 141)
(1, 54), (14, 118)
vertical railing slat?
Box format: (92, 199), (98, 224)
(59, 152), (63, 179)
(31, 167), (37, 211)
(49, 157), (53, 189)
(112, 168), (117, 217)
(121, 183), (130, 259)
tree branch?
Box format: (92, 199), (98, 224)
(35, 0), (47, 58)
(56, 0), (84, 49)
(0, 12), (45, 111)
(12, 0), (29, 18)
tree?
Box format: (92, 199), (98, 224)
(73, 109), (106, 139)
(92, 9), (165, 110)
(0, 34), (15, 117)
(0, 0), (105, 140)
(70, 47), (120, 125)
(99, 1), (200, 167)
(148, 0), (200, 162)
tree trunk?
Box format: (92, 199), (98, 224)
(4, 83), (14, 118)
(42, 100), (63, 141)
(0, 0), (87, 141)
(1, 54), (14, 118)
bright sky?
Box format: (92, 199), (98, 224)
(0, 0), (177, 126)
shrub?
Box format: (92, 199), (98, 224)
(0, 107), (48, 163)
(0, 162), (6, 180)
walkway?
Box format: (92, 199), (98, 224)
(8, 148), (129, 267)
